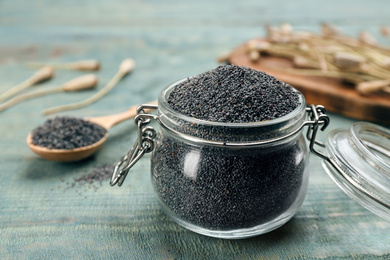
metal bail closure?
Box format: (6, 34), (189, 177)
(110, 104), (158, 187)
(305, 104), (330, 160)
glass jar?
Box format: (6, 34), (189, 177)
(151, 80), (309, 238)
(110, 78), (390, 239)
(110, 78), (329, 239)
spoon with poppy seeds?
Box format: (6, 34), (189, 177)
(27, 100), (157, 162)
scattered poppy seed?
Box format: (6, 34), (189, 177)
(62, 164), (115, 193)
(74, 164), (115, 185)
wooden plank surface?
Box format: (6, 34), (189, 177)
(1, 0), (390, 259)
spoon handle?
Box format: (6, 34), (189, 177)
(87, 100), (157, 129)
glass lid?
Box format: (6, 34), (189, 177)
(322, 122), (390, 221)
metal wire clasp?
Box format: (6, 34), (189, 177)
(305, 104), (330, 160)
(110, 104), (158, 187)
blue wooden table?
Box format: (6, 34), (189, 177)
(1, 0), (390, 259)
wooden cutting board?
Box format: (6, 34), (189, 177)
(228, 39), (390, 125)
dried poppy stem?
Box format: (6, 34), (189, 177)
(272, 67), (378, 83)
(383, 87), (390, 94)
(217, 52), (232, 63)
(356, 79), (390, 95)
(43, 59), (135, 115)
(221, 23), (390, 96)
(261, 24), (390, 92)
(381, 26), (390, 37)
(0, 66), (54, 103)
(333, 52), (366, 69)
(27, 60), (100, 71)
(0, 74), (97, 112)
(321, 23), (341, 37)
(293, 56), (321, 69)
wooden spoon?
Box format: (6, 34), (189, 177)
(26, 100), (157, 162)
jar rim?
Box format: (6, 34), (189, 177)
(158, 78), (307, 129)
(349, 122), (390, 172)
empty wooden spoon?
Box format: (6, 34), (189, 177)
(27, 100), (157, 162)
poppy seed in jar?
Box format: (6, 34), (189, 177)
(167, 64), (300, 123)
(151, 65), (308, 233)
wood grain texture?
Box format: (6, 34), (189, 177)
(1, 0), (390, 259)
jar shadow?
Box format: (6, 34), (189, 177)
(105, 208), (300, 258)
